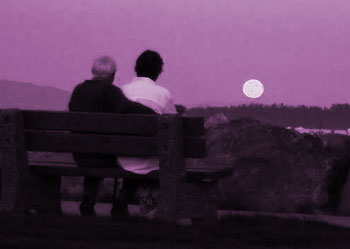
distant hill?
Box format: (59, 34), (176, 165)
(0, 80), (71, 110)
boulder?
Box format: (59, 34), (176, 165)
(192, 117), (350, 214)
(204, 112), (228, 130)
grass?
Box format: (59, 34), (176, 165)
(0, 213), (349, 249)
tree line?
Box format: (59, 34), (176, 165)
(187, 103), (350, 130)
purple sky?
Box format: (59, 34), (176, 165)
(1, 0), (350, 107)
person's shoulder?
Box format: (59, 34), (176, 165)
(70, 81), (91, 98)
(72, 81), (86, 90)
(102, 82), (122, 93)
(73, 80), (104, 91)
(155, 84), (172, 99)
(120, 82), (132, 93)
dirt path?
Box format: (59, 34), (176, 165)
(61, 201), (350, 228)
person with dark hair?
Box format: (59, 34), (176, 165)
(134, 50), (164, 81)
(119, 50), (177, 216)
(69, 55), (156, 217)
(121, 50), (177, 115)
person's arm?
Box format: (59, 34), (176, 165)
(175, 104), (187, 115)
(161, 91), (177, 114)
(163, 99), (177, 114)
(105, 85), (157, 114)
(123, 99), (158, 114)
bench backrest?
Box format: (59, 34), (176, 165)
(22, 110), (206, 158)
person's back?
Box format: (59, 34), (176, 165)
(118, 50), (179, 216)
(120, 50), (176, 175)
(69, 55), (156, 216)
(122, 77), (176, 115)
(69, 79), (122, 167)
(70, 80), (115, 112)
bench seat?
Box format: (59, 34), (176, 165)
(29, 163), (232, 182)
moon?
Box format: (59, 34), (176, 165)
(243, 79), (264, 99)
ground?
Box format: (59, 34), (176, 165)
(0, 211), (350, 249)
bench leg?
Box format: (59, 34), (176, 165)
(111, 179), (130, 218)
(155, 181), (218, 223)
(28, 175), (62, 214)
(183, 182), (218, 223)
(155, 115), (218, 223)
(0, 109), (30, 213)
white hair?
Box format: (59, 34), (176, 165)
(91, 55), (117, 78)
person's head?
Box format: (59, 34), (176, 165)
(91, 55), (117, 83)
(135, 50), (164, 81)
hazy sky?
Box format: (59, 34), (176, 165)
(1, 0), (350, 107)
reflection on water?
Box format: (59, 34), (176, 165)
(291, 127), (349, 135)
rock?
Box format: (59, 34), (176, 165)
(198, 117), (350, 214)
(204, 113), (228, 129)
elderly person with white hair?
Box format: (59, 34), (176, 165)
(69, 55), (156, 217)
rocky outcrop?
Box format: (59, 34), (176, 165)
(204, 113), (229, 130)
(192, 117), (350, 214)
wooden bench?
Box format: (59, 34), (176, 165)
(0, 109), (232, 222)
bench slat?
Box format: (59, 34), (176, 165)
(25, 131), (158, 156)
(25, 131), (206, 158)
(30, 165), (159, 179)
(24, 111), (158, 136)
(23, 111), (204, 136)
(182, 117), (205, 136)
(29, 165), (232, 182)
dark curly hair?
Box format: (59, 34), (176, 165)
(135, 50), (164, 81)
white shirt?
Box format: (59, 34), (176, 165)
(119, 77), (177, 174)
(121, 77), (176, 114)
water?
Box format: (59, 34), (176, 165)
(291, 127), (349, 135)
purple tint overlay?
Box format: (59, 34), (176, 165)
(0, 0), (350, 107)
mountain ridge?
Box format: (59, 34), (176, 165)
(0, 80), (71, 110)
